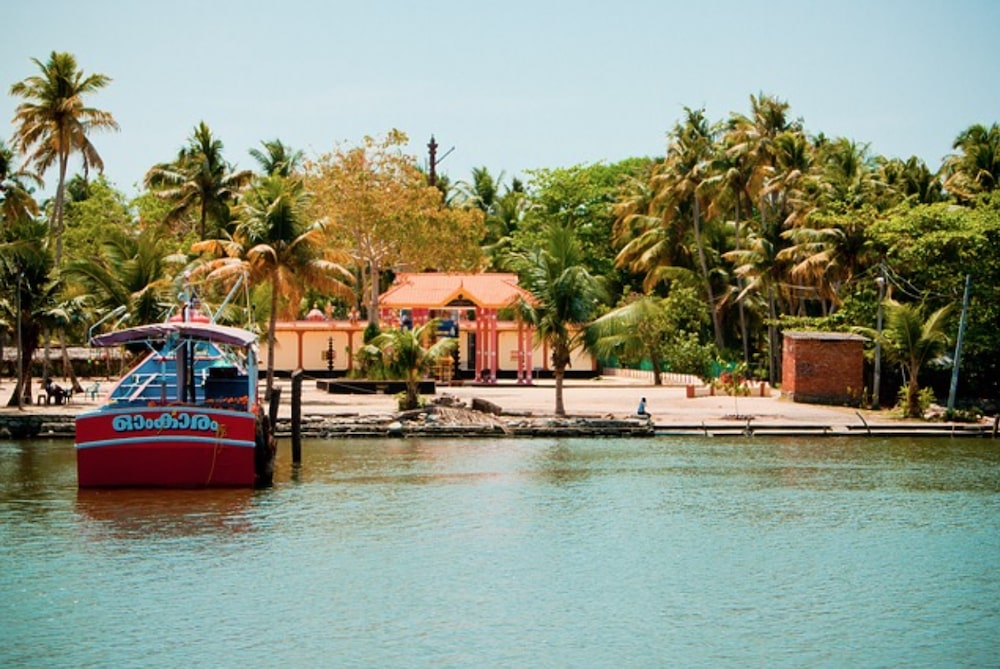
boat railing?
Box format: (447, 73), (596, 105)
(125, 373), (160, 402)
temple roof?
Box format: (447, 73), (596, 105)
(379, 272), (534, 309)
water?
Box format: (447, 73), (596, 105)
(2, 436), (998, 668)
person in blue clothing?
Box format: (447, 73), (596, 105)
(637, 397), (650, 418)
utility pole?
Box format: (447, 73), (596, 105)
(16, 267), (25, 410)
(426, 135), (454, 188)
(427, 135), (437, 187)
(947, 274), (971, 412)
(872, 265), (886, 410)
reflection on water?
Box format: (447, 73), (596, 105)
(1, 436), (998, 667)
(76, 488), (257, 539)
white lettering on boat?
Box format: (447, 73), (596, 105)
(112, 412), (219, 433)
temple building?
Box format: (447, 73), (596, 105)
(262, 272), (597, 382)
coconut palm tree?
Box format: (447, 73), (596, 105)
(0, 218), (60, 406)
(63, 225), (180, 327)
(863, 300), (952, 418)
(192, 174), (353, 397)
(612, 172), (696, 290)
(0, 140), (42, 225)
(145, 122), (253, 240)
(8, 51), (118, 266)
(364, 320), (457, 410)
(652, 107), (724, 349)
(508, 222), (606, 416)
(723, 218), (788, 383)
(249, 139), (304, 178)
(706, 142), (756, 364)
(586, 295), (671, 385)
(942, 123), (1000, 203)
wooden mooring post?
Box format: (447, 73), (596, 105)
(291, 369), (303, 464)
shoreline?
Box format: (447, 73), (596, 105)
(2, 376), (995, 439)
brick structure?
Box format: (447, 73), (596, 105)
(782, 332), (865, 406)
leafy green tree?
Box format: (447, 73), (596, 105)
(306, 131), (484, 323)
(145, 121), (253, 240)
(364, 321), (457, 410)
(508, 222), (607, 416)
(193, 174), (353, 397)
(515, 159), (650, 298)
(62, 176), (136, 261)
(868, 199), (1000, 398)
(8, 51), (119, 265)
(0, 218), (60, 405)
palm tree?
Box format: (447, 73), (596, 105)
(192, 174), (353, 397)
(145, 121), (253, 240)
(652, 107), (724, 349)
(0, 140), (42, 225)
(63, 225), (179, 327)
(509, 222), (606, 416)
(726, 93), (798, 211)
(612, 172), (699, 293)
(942, 123), (1000, 203)
(365, 320), (457, 410)
(706, 141), (755, 364)
(875, 156), (945, 207)
(864, 300), (952, 418)
(249, 139), (304, 177)
(8, 51), (119, 266)
(586, 295), (671, 385)
(723, 219), (788, 382)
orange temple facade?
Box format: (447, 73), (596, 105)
(263, 272), (597, 382)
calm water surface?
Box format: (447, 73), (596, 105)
(1, 436), (998, 667)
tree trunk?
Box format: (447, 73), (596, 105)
(650, 351), (663, 386)
(6, 344), (36, 408)
(59, 332), (84, 392)
(693, 197), (723, 350)
(199, 201), (208, 240)
(733, 193), (750, 366)
(554, 366), (565, 416)
(52, 152), (69, 267)
(767, 284), (778, 384)
(405, 379), (419, 411)
(906, 358), (922, 418)
(368, 260), (380, 326)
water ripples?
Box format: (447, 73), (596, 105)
(1, 436), (998, 667)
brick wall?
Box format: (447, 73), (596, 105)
(782, 332), (865, 406)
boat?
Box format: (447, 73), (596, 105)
(75, 295), (276, 488)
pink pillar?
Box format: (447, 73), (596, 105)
(516, 321), (524, 383)
(490, 309), (499, 383)
(475, 308), (484, 381)
(525, 325), (534, 383)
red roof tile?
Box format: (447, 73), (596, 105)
(379, 272), (533, 309)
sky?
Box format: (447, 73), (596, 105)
(4, 0), (999, 199)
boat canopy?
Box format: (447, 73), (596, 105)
(90, 322), (258, 349)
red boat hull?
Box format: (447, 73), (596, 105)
(76, 408), (258, 488)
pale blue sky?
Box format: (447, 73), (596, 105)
(5, 0), (998, 197)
